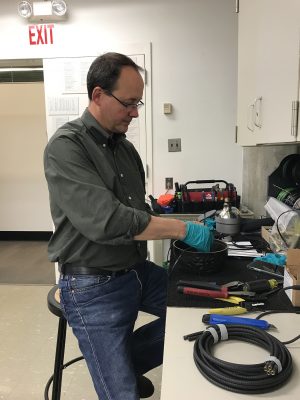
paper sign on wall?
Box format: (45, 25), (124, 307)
(48, 96), (79, 115)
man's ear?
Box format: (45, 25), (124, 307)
(91, 86), (103, 104)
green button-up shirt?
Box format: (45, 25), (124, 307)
(44, 109), (151, 271)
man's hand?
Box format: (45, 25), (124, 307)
(182, 221), (213, 252)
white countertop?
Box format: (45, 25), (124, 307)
(160, 307), (300, 399)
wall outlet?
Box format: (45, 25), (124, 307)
(165, 177), (173, 190)
(168, 138), (181, 152)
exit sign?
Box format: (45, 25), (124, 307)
(28, 24), (54, 45)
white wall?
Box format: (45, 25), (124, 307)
(0, 83), (53, 230)
(0, 0), (242, 223)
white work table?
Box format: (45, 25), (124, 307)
(160, 307), (300, 399)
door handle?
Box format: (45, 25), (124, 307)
(254, 97), (262, 128)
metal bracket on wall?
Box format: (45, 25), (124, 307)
(291, 100), (299, 137)
(235, 0), (239, 13)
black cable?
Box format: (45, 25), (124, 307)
(276, 210), (291, 247)
(231, 235), (270, 252)
(255, 310), (300, 345)
(165, 245), (171, 266)
(216, 234), (269, 253)
(168, 245), (192, 278)
(168, 237), (199, 277)
(276, 209), (300, 248)
(193, 324), (293, 394)
(255, 285), (300, 345)
(198, 210), (216, 223)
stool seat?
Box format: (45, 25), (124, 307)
(47, 286), (62, 318)
(45, 284), (83, 400)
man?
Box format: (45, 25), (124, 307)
(44, 52), (212, 400)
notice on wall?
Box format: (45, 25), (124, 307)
(63, 58), (94, 93)
(126, 118), (140, 153)
(53, 116), (70, 131)
(43, 55), (146, 163)
(48, 96), (79, 116)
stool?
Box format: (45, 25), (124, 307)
(44, 285), (83, 400)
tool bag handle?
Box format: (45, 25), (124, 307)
(184, 179), (229, 186)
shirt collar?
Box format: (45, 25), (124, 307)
(81, 108), (126, 149)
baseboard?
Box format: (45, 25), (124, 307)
(0, 231), (52, 241)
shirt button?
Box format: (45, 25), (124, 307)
(102, 143), (106, 148)
(128, 196), (132, 200)
(120, 173), (124, 178)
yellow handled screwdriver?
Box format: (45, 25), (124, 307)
(243, 279), (280, 293)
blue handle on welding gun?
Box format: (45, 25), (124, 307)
(202, 314), (271, 330)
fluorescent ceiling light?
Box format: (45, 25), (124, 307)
(0, 67), (43, 72)
(18, 1), (33, 18)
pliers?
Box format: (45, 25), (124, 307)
(176, 280), (256, 299)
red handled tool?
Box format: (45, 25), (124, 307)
(177, 286), (255, 298)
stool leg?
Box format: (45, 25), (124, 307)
(52, 316), (67, 400)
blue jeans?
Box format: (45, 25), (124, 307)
(59, 261), (167, 400)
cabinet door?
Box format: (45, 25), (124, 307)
(237, 0), (261, 145)
(237, 0), (300, 145)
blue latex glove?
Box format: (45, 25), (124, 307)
(204, 217), (216, 230)
(182, 221), (213, 253)
(254, 253), (286, 267)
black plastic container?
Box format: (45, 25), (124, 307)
(172, 239), (228, 275)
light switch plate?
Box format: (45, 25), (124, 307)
(164, 103), (172, 114)
(165, 177), (173, 190)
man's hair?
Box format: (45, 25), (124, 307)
(87, 52), (141, 100)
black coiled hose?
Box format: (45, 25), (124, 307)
(193, 324), (293, 394)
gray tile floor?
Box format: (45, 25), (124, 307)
(0, 241), (55, 285)
(0, 285), (162, 399)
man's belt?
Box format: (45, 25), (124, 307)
(59, 264), (133, 277)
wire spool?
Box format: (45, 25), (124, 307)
(284, 188), (300, 209)
(276, 188), (293, 203)
(281, 154), (300, 184)
(277, 187), (300, 209)
(172, 239), (228, 275)
(292, 197), (300, 209)
(193, 324), (293, 394)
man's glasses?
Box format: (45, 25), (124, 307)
(106, 91), (144, 110)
